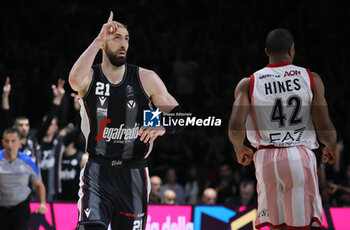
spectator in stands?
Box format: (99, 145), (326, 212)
(36, 79), (66, 201)
(149, 175), (162, 204)
(232, 180), (256, 206)
(184, 165), (200, 205)
(327, 164), (350, 206)
(2, 77), (66, 201)
(55, 92), (84, 201)
(55, 125), (85, 201)
(209, 163), (239, 204)
(160, 168), (185, 205)
(161, 189), (177, 205)
(201, 188), (217, 205)
(1, 78), (66, 168)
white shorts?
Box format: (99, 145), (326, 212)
(253, 146), (322, 229)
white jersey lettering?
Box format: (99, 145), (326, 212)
(246, 63), (318, 149)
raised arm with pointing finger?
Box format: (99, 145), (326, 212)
(69, 11), (184, 230)
(69, 12), (125, 96)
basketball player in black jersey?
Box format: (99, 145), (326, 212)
(69, 11), (183, 230)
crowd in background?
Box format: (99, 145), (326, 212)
(0, 0), (349, 207)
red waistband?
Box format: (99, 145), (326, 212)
(258, 145), (289, 150)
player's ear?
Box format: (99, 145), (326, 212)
(288, 43), (295, 57)
(265, 48), (269, 57)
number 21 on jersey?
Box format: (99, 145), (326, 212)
(95, 82), (110, 96)
(133, 220), (143, 230)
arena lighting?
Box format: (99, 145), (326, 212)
(29, 203), (350, 229)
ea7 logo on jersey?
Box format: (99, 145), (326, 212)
(127, 100), (136, 109)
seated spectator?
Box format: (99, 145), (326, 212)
(232, 180), (256, 206)
(327, 164), (350, 206)
(184, 165), (200, 205)
(160, 168), (185, 205)
(149, 175), (162, 204)
(161, 189), (176, 205)
(209, 163), (239, 204)
(328, 183), (350, 205)
(201, 188), (217, 205)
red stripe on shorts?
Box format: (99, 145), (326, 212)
(276, 148), (294, 225)
(262, 149), (280, 224)
(297, 146), (316, 227)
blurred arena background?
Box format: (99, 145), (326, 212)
(1, 0), (349, 229)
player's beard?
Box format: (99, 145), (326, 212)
(105, 44), (127, 67)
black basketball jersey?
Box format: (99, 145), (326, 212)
(79, 63), (153, 160)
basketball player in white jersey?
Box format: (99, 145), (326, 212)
(228, 28), (337, 229)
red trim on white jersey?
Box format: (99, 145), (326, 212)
(246, 63), (318, 149)
(249, 74), (255, 100)
(266, 62), (291, 68)
(306, 69), (314, 92)
(250, 98), (262, 146)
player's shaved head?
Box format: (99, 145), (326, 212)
(265, 28), (294, 54)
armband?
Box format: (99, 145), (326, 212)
(163, 105), (186, 135)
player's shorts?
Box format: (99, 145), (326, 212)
(253, 145), (322, 230)
(77, 156), (150, 230)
